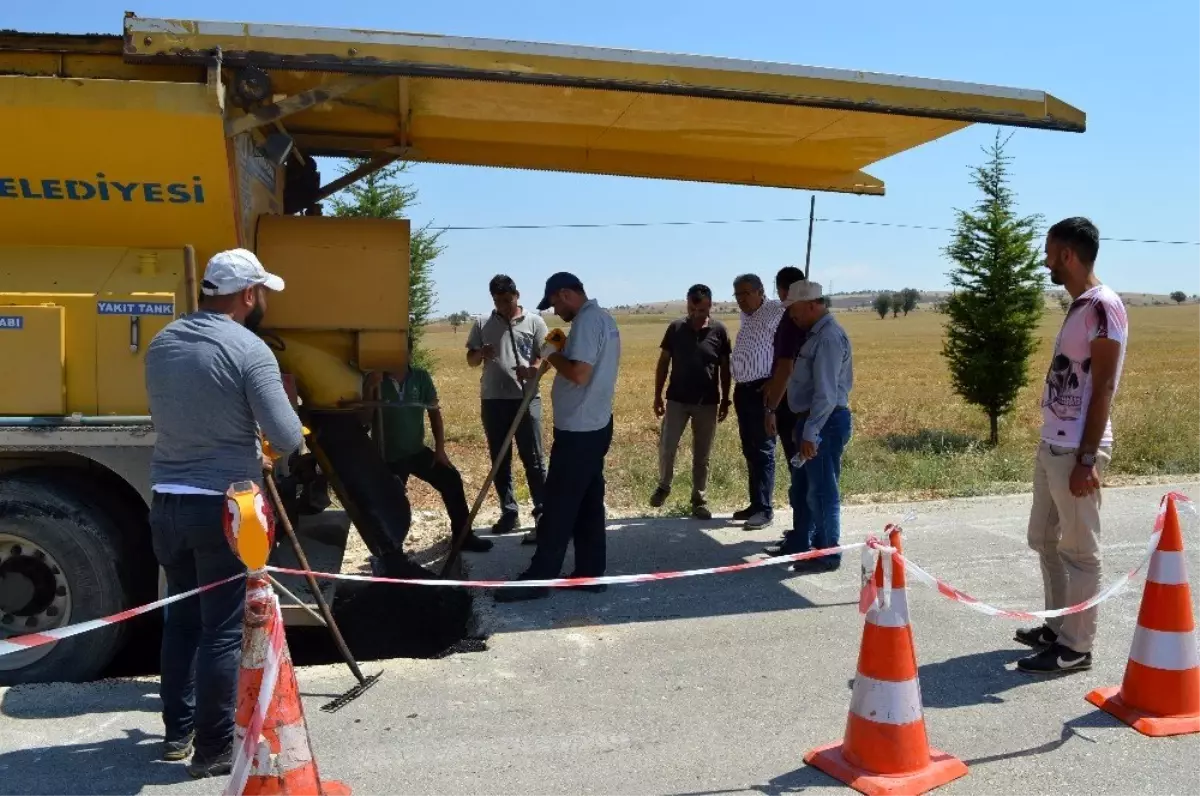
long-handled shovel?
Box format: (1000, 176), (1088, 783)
(263, 464), (382, 713)
(440, 355), (554, 576)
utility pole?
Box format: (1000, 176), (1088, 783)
(804, 195), (816, 279)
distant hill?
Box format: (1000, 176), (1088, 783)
(436, 291), (1196, 323)
(599, 290), (1195, 317)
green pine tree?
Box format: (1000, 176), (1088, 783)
(941, 132), (1045, 445)
(328, 159), (443, 370)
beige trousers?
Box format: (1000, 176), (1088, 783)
(657, 400), (719, 507)
(1026, 441), (1112, 653)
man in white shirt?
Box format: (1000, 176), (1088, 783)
(729, 274), (786, 530)
(1015, 217), (1129, 675)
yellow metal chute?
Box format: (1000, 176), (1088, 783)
(117, 14), (1084, 196)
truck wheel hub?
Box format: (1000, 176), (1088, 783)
(0, 534), (70, 634)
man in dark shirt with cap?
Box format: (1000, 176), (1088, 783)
(763, 266), (808, 555)
(496, 272), (621, 602)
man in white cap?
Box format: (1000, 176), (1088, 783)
(144, 248), (304, 778)
(778, 279), (853, 574)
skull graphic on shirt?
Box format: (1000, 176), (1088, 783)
(1043, 352), (1091, 422)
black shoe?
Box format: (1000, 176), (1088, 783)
(692, 504), (713, 520)
(649, 487), (670, 508)
(732, 506), (756, 521)
(491, 513), (519, 535)
(494, 583), (550, 603)
(763, 542), (802, 557)
(187, 745), (232, 779)
(1016, 642), (1092, 675)
(1014, 624), (1058, 648)
(792, 557), (842, 574)
(162, 731), (194, 762)
(459, 532), (494, 553)
(567, 573), (608, 593)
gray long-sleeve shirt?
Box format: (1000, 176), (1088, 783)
(787, 312), (854, 443)
(145, 310), (304, 493)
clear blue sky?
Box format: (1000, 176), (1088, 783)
(13, 1), (1198, 314)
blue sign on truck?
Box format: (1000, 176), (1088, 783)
(97, 301), (174, 316)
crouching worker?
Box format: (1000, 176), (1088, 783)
(367, 342), (493, 553)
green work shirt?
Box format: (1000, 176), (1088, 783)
(379, 367), (438, 462)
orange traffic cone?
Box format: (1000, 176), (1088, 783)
(223, 480), (351, 796)
(804, 528), (967, 796)
(226, 575), (351, 796)
(1086, 495), (1200, 737)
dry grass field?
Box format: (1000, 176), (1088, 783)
(402, 304), (1199, 519)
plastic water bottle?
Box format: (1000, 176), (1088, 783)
(790, 434), (821, 469)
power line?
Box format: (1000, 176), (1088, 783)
(431, 215), (1200, 246)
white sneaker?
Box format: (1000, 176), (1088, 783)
(742, 511), (773, 530)
(521, 528), (538, 545)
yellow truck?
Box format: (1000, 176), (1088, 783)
(0, 12), (1084, 685)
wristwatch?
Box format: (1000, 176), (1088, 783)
(764, 406), (775, 415)
(1077, 452), (1097, 467)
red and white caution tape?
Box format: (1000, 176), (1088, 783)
(225, 581), (287, 796)
(267, 543), (864, 589)
(1, 492), (1190, 659)
(863, 492), (1195, 621)
(0, 572), (245, 659)
(0, 546), (863, 660)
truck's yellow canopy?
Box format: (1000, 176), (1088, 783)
(9, 15), (1085, 195)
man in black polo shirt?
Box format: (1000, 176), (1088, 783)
(651, 284), (732, 519)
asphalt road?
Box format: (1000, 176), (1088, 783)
(2, 481), (1198, 795)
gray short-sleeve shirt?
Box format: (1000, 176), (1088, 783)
(466, 310), (548, 400)
(551, 299), (621, 432)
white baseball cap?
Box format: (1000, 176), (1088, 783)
(783, 279), (823, 305)
(200, 249), (285, 296)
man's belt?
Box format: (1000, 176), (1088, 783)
(795, 406), (850, 416)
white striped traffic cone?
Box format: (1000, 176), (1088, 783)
(804, 527), (967, 795)
(227, 575), (351, 795)
(1086, 495), (1200, 736)
(223, 481), (352, 795)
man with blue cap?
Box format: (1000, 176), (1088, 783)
(495, 272), (622, 602)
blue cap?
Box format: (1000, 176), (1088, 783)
(537, 272), (584, 311)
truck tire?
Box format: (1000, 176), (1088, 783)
(0, 477), (129, 686)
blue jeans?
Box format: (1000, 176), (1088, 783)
(785, 408), (851, 562)
(525, 418), (614, 578)
(150, 492), (247, 757)
(733, 381), (775, 516)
